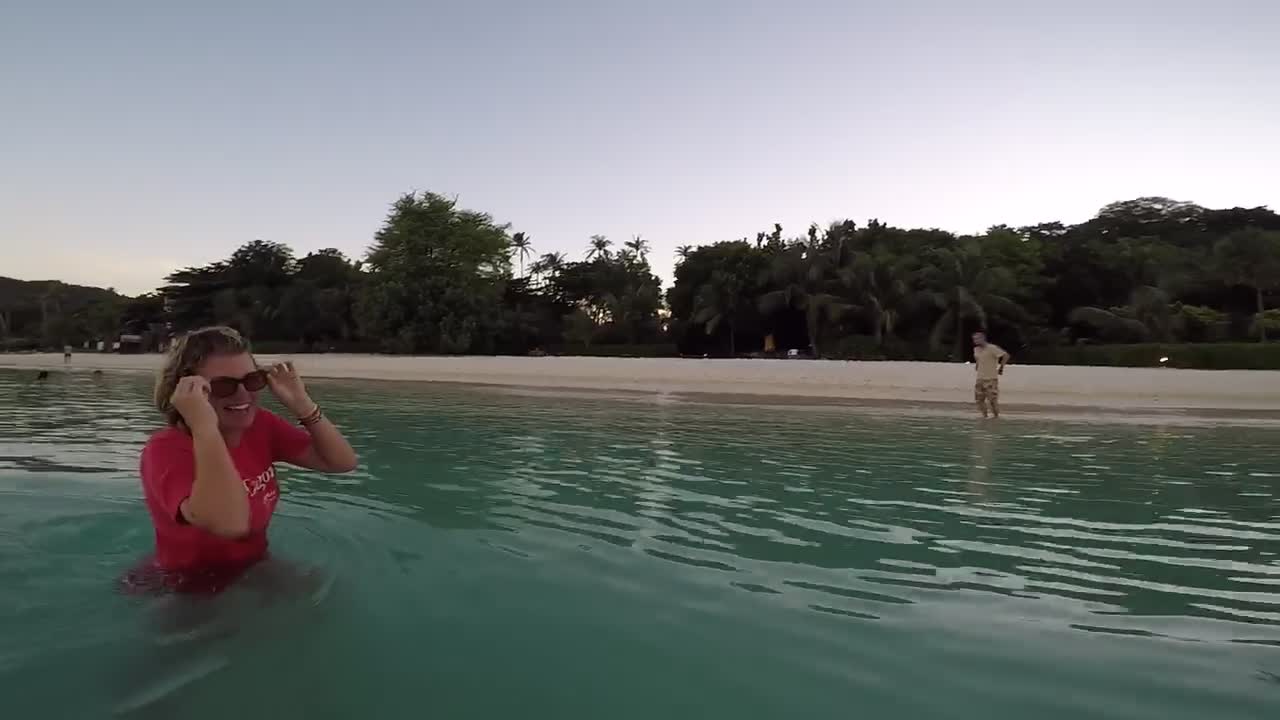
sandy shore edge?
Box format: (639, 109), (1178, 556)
(4, 353), (1280, 422)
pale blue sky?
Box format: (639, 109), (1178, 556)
(2, 0), (1277, 294)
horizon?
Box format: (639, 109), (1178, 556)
(3, 1), (1277, 296)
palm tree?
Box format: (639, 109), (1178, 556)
(1129, 285), (1177, 341)
(767, 223), (783, 249)
(838, 251), (911, 347)
(530, 252), (566, 283)
(676, 245), (693, 260)
(757, 239), (853, 357)
(625, 235), (650, 262)
(586, 234), (612, 261)
(602, 278), (658, 344)
(921, 242), (1021, 359)
(692, 270), (750, 356)
(1066, 307), (1151, 343)
(1067, 285), (1178, 342)
(511, 232), (533, 278)
(1214, 228), (1280, 342)
(564, 309), (596, 349)
(39, 286), (65, 347)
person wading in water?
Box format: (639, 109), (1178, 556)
(127, 326), (357, 593)
(972, 331), (1010, 419)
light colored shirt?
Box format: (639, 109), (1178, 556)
(974, 343), (1008, 380)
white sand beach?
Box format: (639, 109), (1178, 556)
(4, 352), (1280, 416)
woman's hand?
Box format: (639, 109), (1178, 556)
(266, 360), (358, 473)
(266, 361), (316, 418)
(171, 376), (219, 432)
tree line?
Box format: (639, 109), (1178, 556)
(134, 192), (664, 355)
(671, 197), (1280, 359)
(2, 193), (1278, 360)
(0, 276), (125, 351)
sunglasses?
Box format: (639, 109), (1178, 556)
(208, 369), (269, 398)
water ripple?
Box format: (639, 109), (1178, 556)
(2, 369), (1279, 718)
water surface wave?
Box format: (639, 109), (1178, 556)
(1, 369), (1277, 718)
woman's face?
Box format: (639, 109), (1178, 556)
(196, 352), (260, 432)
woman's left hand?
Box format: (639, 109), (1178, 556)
(266, 361), (316, 417)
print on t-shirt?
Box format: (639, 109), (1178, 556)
(139, 409), (311, 571)
(246, 465), (280, 519)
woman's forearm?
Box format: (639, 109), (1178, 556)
(182, 424), (251, 538)
(304, 415), (358, 473)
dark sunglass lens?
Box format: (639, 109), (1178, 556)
(243, 371), (268, 392)
(208, 378), (239, 398)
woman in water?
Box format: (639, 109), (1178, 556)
(132, 326), (357, 592)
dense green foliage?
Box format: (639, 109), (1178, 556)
(1020, 343), (1280, 371)
(0, 277), (129, 350)
(3, 193), (1278, 368)
(0, 192), (667, 355)
(670, 197), (1280, 360)
(148, 192), (667, 354)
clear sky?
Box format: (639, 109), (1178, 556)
(2, 0), (1277, 295)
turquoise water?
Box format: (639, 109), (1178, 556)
(1, 368), (1278, 718)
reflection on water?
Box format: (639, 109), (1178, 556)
(1, 369), (1278, 719)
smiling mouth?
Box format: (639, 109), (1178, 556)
(226, 403), (251, 412)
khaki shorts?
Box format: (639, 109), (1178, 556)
(975, 378), (999, 403)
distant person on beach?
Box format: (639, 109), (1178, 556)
(972, 331), (1009, 419)
(126, 326), (358, 593)
(63, 345), (72, 364)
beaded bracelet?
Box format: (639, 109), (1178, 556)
(298, 405), (324, 427)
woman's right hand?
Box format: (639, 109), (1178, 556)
(171, 376), (218, 432)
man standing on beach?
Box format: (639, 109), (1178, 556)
(972, 331), (1009, 419)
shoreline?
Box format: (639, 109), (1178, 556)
(4, 353), (1280, 422)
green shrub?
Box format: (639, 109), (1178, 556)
(822, 335), (944, 361)
(1176, 305), (1230, 342)
(1021, 343), (1280, 370)
(250, 340), (383, 354)
(546, 343), (678, 358)
(1250, 309), (1280, 338)
(0, 337), (42, 352)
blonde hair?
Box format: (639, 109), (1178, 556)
(154, 326), (253, 426)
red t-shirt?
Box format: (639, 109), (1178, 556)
(139, 409), (312, 572)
